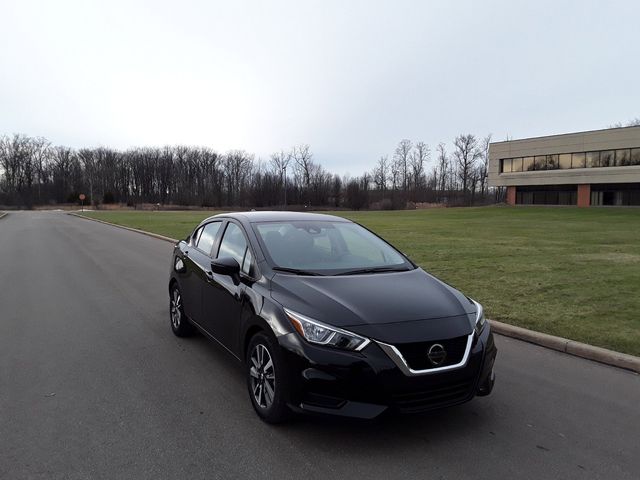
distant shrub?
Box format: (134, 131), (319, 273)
(392, 197), (406, 210)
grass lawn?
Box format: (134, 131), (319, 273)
(80, 207), (640, 356)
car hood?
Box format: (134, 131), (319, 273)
(270, 268), (476, 340)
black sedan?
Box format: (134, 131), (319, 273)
(168, 211), (496, 423)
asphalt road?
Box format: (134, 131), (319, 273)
(1, 211), (639, 480)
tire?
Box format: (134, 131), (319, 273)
(246, 331), (291, 424)
(169, 283), (195, 337)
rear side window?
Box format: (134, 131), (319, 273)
(197, 222), (222, 254)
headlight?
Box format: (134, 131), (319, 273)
(284, 308), (370, 351)
(470, 299), (486, 335)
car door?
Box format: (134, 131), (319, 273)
(201, 221), (256, 353)
(175, 226), (204, 321)
(182, 220), (223, 327)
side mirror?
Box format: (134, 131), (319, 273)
(211, 257), (241, 284)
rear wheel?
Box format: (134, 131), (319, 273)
(169, 284), (195, 337)
(246, 332), (290, 423)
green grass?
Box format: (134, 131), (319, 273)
(82, 210), (219, 240)
(80, 207), (640, 356)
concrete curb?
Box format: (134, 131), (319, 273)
(0, 212), (7, 220)
(68, 211), (640, 374)
(67, 212), (178, 244)
(490, 320), (640, 374)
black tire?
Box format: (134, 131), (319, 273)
(169, 283), (195, 337)
(246, 331), (291, 424)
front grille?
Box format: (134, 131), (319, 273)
(391, 379), (474, 413)
(395, 335), (468, 370)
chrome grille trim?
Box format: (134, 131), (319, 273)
(375, 332), (474, 376)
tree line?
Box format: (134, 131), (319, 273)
(0, 133), (502, 209)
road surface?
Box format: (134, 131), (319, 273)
(1, 211), (638, 479)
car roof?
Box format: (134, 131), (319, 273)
(199, 210), (352, 225)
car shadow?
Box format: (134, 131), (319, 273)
(278, 401), (493, 452)
(187, 331), (495, 454)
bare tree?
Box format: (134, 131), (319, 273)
(393, 139), (412, 193)
(609, 117), (640, 128)
(477, 134), (492, 197)
(344, 174), (370, 210)
(373, 156), (389, 196)
(453, 134), (481, 204)
(30, 137), (51, 204)
(331, 174), (342, 207)
(52, 146), (75, 203)
(435, 143), (449, 198)
(78, 148), (97, 205)
(0, 129), (509, 209)
(390, 155), (401, 191)
(0, 134), (37, 206)
(222, 150), (253, 206)
(409, 141), (429, 199)
(270, 150), (291, 177)
(292, 144), (313, 189)
(270, 150), (291, 205)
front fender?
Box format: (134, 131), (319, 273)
(239, 294), (295, 359)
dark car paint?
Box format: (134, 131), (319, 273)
(169, 211), (497, 417)
(280, 323), (496, 416)
(172, 217), (275, 359)
(269, 268), (475, 327)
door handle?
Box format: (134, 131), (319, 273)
(205, 270), (214, 280)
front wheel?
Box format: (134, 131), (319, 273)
(169, 284), (195, 337)
(246, 332), (290, 423)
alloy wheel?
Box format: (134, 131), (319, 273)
(170, 289), (181, 329)
(249, 344), (276, 409)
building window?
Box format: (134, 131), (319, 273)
(515, 185), (577, 205)
(545, 154), (559, 169)
(600, 150), (615, 167)
(533, 156), (545, 170)
(523, 156), (534, 171)
(572, 152), (586, 168)
(499, 146), (640, 174)
(511, 157), (523, 172)
(615, 149), (631, 166)
(532, 155), (559, 170)
(559, 153), (572, 169)
(591, 183), (640, 206)
(586, 151), (600, 168)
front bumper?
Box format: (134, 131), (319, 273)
(279, 323), (497, 419)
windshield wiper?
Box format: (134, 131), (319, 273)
(334, 266), (412, 276)
(272, 267), (325, 276)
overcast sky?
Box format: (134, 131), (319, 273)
(1, 0), (639, 175)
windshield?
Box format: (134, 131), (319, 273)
(253, 220), (413, 275)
